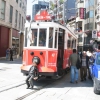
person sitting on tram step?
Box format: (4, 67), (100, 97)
(26, 60), (38, 89)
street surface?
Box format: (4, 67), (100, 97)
(0, 58), (100, 100)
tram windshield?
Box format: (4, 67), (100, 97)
(30, 29), (37, 46)
(49, 28), (53, 48)
(39, 29), (46, 47)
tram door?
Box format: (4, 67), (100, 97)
(57, 28), (65, 75)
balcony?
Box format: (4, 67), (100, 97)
(96, 15), (100, 23)
(96, 6), (100, 23)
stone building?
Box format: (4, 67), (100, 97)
(0, 0), (27, 58)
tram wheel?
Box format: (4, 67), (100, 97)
(46, 76), (52, 79)
(58, 68), (64, 76)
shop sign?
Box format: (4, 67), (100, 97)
(92, 30), (97, 38)
(79, 8), (86, 19)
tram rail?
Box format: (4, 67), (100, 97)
(16, 74), (65, 100)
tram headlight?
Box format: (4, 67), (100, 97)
(40, 52), (43, 55)
(30, 51), (34, 56)
(32, 56), (40, 65)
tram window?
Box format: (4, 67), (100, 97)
(72, 40), (74, 48)
(54, 32), (57, 48)
(67, 40), (71, 49)
(49, 28), (53, 48)
(39, 29), (46, 47)
(30, 29), (37, 46)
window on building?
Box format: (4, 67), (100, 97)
(15, 10), (18, 27)
(9, 5), (13, 23)
(89, 0), (94, 6)
(80, 0), (84, 3)
(95, 22), (97, 29)
(89, 22), (93, 30)
(78, 34), (82, 42)
(20, 0), (22, 7)
(86, 11), (89, 19)
(19, 14), (21, 29)
(0, 0), (6, 20)
(16, 0), (18, 3)
(22, 17), (23, 30)
(89, 10), (94, 18)
(85, 0), (89, 8)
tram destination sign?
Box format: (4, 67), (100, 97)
(35, 10), (51, 21)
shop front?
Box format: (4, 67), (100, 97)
(0, 26), (9, 57)
(12, 29), (19, 58)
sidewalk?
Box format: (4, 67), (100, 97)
(0, 57), (26, 92)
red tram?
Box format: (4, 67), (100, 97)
(21, 21), (77, 77)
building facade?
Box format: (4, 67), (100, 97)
(0, 0), (27, 57)
(32, 1), (49, 20)
(75, 0), (85, 51)
(49, 0), (76, 25)
(96, 0), (100, 40)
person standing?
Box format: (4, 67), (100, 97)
(86, 49), (91, 79)
(6, 48), (9, 60)
(69, 49), (79, 83)
(80, 51), (87, 81)
(10, 48), (13, 61)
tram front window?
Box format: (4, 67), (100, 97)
(30, 29), (37, 46)
(39, 29), (46, 47)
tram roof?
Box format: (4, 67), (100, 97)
(25, 21), (77, 39)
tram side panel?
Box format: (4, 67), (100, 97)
(63, 49), (72, 69)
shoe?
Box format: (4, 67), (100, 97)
(26, 86), (30, 89)
(75, 81), (78, 83)
(84, 78), (86, 81)
(30, 86), (33, 89)
(81, 79), (83, 82)
(70, 81), (74, 83)
(88, 76), (92, 79)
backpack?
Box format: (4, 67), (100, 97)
(76, 55), (81, 69)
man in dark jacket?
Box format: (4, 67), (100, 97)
(10, 48), (13, 61)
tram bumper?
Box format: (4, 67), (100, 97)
(21, 69), (28, 76)
(21, 65), (31, 76)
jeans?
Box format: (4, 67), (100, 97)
(71, 66), (78, 82)
(26, 75), (34, 88)
(6, 54), (9, 60)
(80, 67), (87, 80)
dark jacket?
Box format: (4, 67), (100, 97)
(28, 66), (38, 77)
(10, 49), (13, 55)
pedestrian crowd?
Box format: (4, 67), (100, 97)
(6, 48), (13, 61)
(68, 48), (95, 83)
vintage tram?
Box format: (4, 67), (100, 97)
(21, 21), (77, 78)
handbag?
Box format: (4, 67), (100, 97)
(76, 55), (81, 69)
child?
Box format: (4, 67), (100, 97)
(26, 61), (38, 89)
